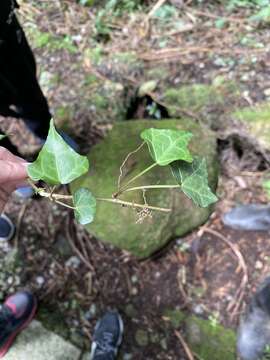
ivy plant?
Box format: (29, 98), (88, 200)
(26, 119), (218, 225)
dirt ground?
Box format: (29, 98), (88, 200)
(1, 1), (270, 359)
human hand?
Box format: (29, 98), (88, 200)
(0, 147), (28, 213)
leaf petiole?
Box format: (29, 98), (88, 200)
(115, 162), (157, 197)
(124, 184), (180, 192)
(54, 199), (76, 210)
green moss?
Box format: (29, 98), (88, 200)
(186, 315), (236, 360)
(233, 103), (270, 149)
(92, 94), (109, 109)
(164, 81), (239, 118)
(163, 309), (186, 328)
(27, 28), (77, 53)
(71, 119), (218, 258)
(84, 47), (104, 66)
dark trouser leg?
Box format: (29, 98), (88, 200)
(0, 136), (20, 157)
(0, 15), (51, 141)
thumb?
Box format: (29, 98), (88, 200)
(0, 161), (28, 184)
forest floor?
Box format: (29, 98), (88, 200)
(1, 0), (270, 359)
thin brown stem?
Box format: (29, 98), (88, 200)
(97, 197), (171, 213)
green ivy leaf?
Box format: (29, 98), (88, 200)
(28, 119), (89, 185)
(140, 128), (193, 166)
(170, 157), (218, 207)
(0, 134), (7, 141)
(73, 188), (96, 225)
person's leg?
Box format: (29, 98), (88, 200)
(0, 13), (51, 141)
(90, 311), (123, 360)
(0, 291), (37, 358)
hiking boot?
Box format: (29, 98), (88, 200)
(0, 214), (15, 242)
(0, 291), (37, 358)
(90, 311), (124, 360)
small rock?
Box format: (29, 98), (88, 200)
(124, 304), (137, 318)
(255, 261), (263, 270)
(264, 88), (270, 97)
(65, 256), (81, 269)
(193, 304), (204, 315)
(160, 338), (168, 350)
(36, 276), (45, 287)
(131, 287), (138, 296)
(135, 330), (149, 347)
(131, 275), (138, 284)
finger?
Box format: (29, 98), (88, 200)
(0, 161), (28, 184)
(0, 147), (28, 165)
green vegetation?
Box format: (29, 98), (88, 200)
(27, 119), (217, 227)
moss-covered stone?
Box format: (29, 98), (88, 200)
(186, 315), (236, 360)
(163, 80), (239, 126)
(163, 309), (237, 359)
(232, 103), (270, 150)
(71, 119), (218, 258)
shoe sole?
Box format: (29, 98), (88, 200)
(0, 296), (37, 358)
(89, 313), (124, 360)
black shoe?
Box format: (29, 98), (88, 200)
(0, 214), (15, 242)
(90, 311), (124, 360)
(0, 291), (37, 358)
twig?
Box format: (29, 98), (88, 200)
(146, 0), (167, 21)
(139, 46), (266, 62)
(186, 8), (248, 24)
(174, 330), (195, 360)
(14, 201), (29, 249)
(65, 216), (94, 272)
(202, 227), (248, 320)
(97, 197), (171, 212)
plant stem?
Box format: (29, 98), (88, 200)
(125, 184), (180, 192)
(115, 163), (157, 197)
(97, 197), (171, 213)
(28, 179), (40, 194)
(55, 199), (75, 209)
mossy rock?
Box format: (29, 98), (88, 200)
(71, 119), (218, 258)
(186, 315), (236, 360)
(163, 79), (240, 127)
(163, 309), (236, 359)
(232, 103), (270, 150)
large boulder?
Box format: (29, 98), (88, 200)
(71, 119), (219, 258)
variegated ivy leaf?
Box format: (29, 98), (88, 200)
(73, 188), (96, 225)
(140, 128), (193, 166)
(28, 119), (89, 185)
(170, 157), (218, 207)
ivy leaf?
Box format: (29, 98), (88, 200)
(170, 157), (218, 207)
(28, 119), (89, 185)
(73, 188), (96, 225)
(140, 128), (193, 166)
(0, 134), (7, 141)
